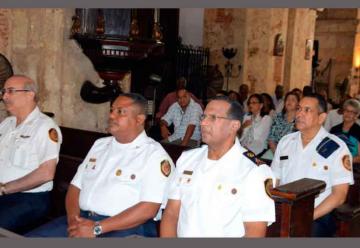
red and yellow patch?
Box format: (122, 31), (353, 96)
(160, 160), (171, 177)
(342, 155), (352, 171)
(48, 128), (58, 143)
(264, 178), (273, 198)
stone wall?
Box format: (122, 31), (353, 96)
(203, 9), (246, 92)
(203, 8), (317, 95)
(315, 8), (359, 102)
(0, 9), (109, 132)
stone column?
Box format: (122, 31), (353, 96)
(351, 10), (360, 98)
(283, 8), (317, 92)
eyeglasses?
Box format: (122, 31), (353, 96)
(248, 101), (260, 105)
(0, 88), (31, 95)
(200, 114), (233, 122)
(343, 109), (358, 115)
(110, 107), (128, 116)
(296, 106), (323, 114)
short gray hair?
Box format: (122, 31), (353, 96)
(343, 99), (360, 115)
(23, 80), (38, 102)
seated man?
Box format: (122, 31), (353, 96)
(160, 96), (275, 237)
(271, 93), (354, 237)
(155, 77), (203, 120)
(0, 75), (62, 233)
(27, 93), (174, 238)
(160, 88), (203, 147)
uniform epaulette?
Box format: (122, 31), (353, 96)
(316, 137), (340, 159)
(242, 150), (257, 164)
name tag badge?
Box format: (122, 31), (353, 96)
(280, 155), (288, 160)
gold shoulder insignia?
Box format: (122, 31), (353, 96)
(243, 151), (257, 164)
(264, 178), (273, 198)
(161, 159), (171, 177)
(48, 128), (58, 143)
(342, 155), (352, 171)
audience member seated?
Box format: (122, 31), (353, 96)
(330, 99), (360, 163)
(228, 90), (240, 101)
(160, 88), (203, 148)
(267, 91), (299, 156)
(26, 93), (174, 237)
(0, 75), (62, 233)
(228, 90), (244, 121)
(302, 85), (313, 97)
(160, 96), (275, 237)
(240, 94), (272, 156)
(271, 93), (353, 237)
(272, 85), (284, 113)
(238, 84), (249, 114)
(317, 89), (333, 112)
(261, 93), (276, 118)
(156, 77), (203, 120)
(291, 88), (302, 99)
(215, 90), (229, 97)
(324, 95), (356, 131)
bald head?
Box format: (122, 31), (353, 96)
(4, 75), (38, 98)
(2, 75), (38, 118)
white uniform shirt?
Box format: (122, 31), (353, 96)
(71, 131), (174, 217)
(0, 107), (62, 192)
(167, 139), (275, 237)
(240, 114), (272, 155)
(161, 98), (203, 142)
(271, 127), (354, 207)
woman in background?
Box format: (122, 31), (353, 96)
(261, 93), (276, 118)
(330, 98), (360, 163)
(240, 94), (272, 156)
(268, 91), (300, 154)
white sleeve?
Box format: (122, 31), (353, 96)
(36, 123), (62, 164)
(70, 143), (97, 189)
(271, 139), (283, 181)
(242, 165), (276, 224)
(330, 143), (354, 186)
(166, 153), (187, 201)
(140, 149), (175, 203)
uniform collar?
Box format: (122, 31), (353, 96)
(297, 126), (328, 149)
(201, 138), (243, 172)
(112, 130), (147, 150)
(13, 106), (41, 128)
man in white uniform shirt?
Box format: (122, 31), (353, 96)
(27, 93), (174, 237)
(160, 88), (202, 147)
(0, 75), (62, 233)
(271, 93), (354, 237)
(161, 96), (275, 237)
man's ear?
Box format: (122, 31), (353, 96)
(28, 91), (36, 101)
(136, 113), (146, 125)
(232, 120), (241, 132)
(319, 112), (327, 125)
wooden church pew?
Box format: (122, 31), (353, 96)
(267, 178), (326, 237)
